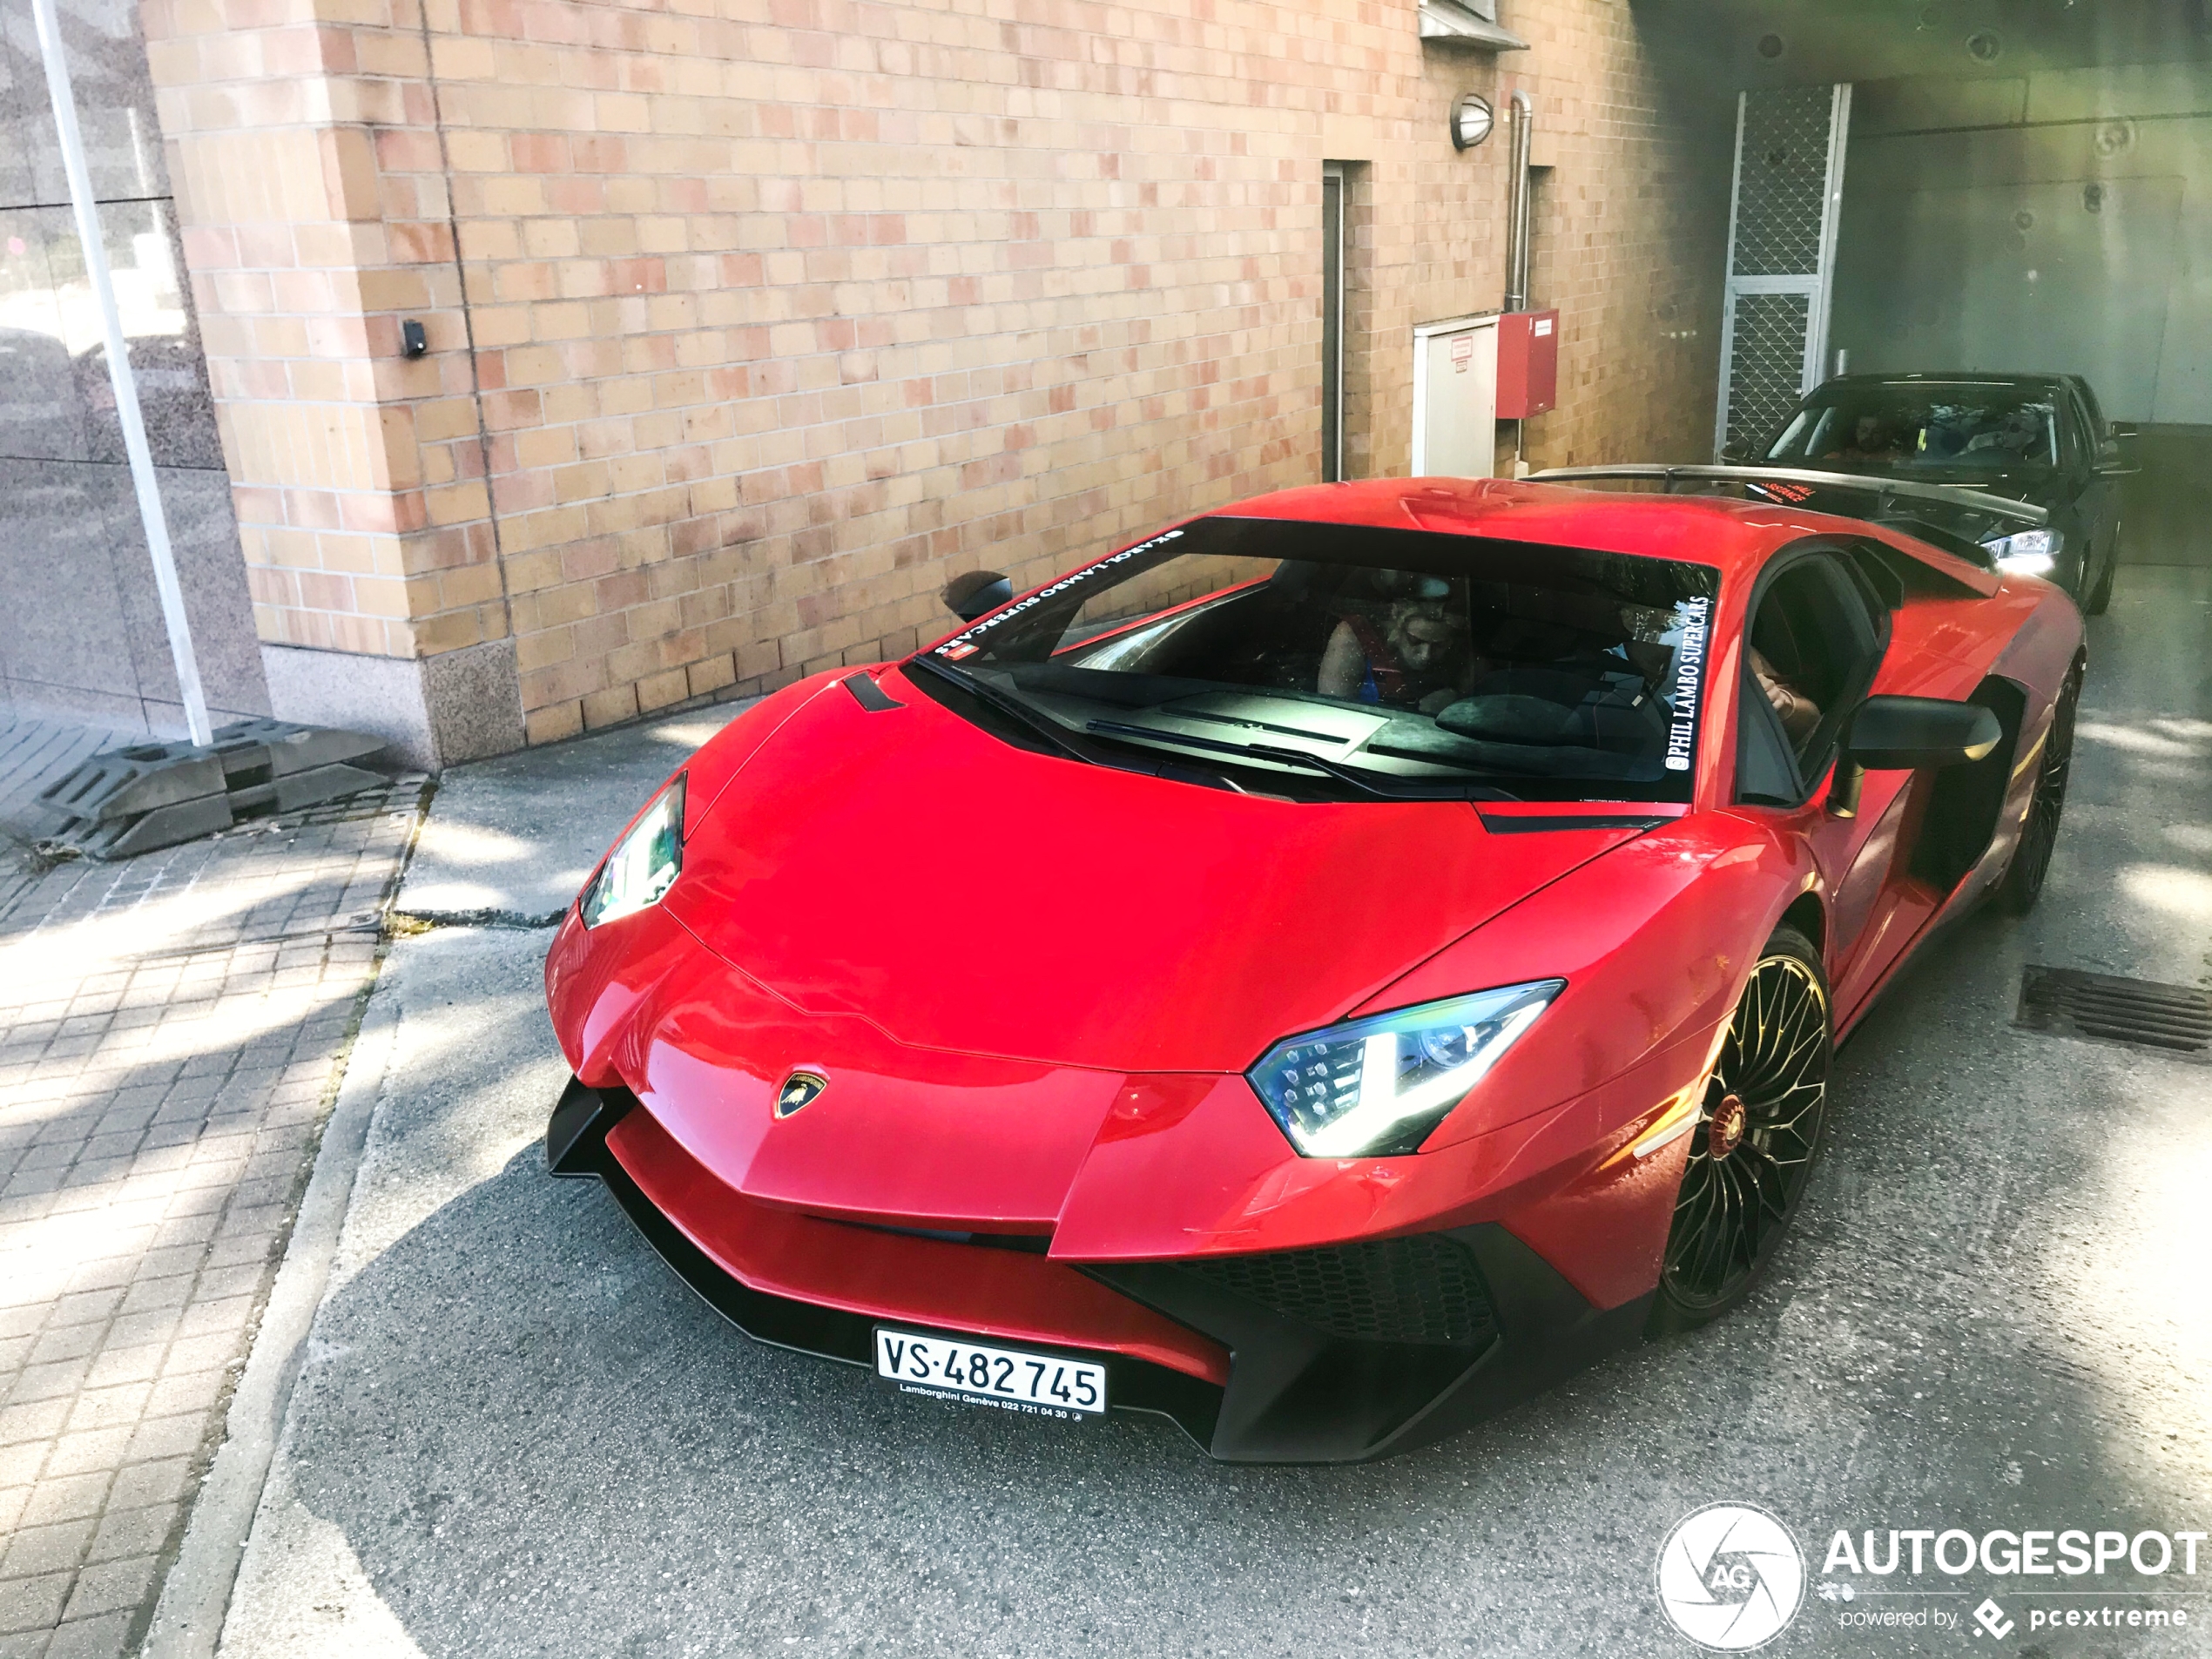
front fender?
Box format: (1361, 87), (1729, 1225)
(1370, 811), (1813, 1154)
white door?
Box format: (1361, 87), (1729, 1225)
(1411, 314), (1500, 477)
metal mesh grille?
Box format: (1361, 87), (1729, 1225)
(1732, 85), (1834, 277)
(1180, 1235), (1497, 1346)
(1723, 291), (1812, 453)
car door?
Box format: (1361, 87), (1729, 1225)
(1731, 543), (1910, 1005)
(2054, 389), (2104, 596)
(2071, 381), (2126, 586)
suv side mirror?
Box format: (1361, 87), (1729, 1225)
(1826, 695), (2003, 816)
(941, 570), (1013, 622)
(2094, 433), (2137, 476)
(1719, 442), (1750, 465)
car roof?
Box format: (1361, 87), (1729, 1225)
(1814, 371), (2070, 395)
(1205, 476), (1878, 585)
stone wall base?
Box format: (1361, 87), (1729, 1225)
(262, 640), (524, 772)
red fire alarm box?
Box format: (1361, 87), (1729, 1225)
(1497, 308), (1559, 419)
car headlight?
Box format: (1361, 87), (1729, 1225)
(1983, 527), (2060, 577)
(1246, 981), (1565, 1158)
(579, 776), (685, 927)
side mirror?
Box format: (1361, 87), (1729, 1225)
(1827, 695), (2003, 816)
(1718, 442), (1749, 465)
(941, 570), (1013, 623)
(2110, 421), (2137, 440)
(1846, 695), (2003, 767)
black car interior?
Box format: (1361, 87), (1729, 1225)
(1053, 561), (1689, 772)
(917, 519), (1723, 800)
(1736, 550), (1889, 806)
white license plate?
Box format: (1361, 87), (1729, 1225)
(873, 1328), (1108, 1420)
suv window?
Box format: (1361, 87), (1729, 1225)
(2057, 393), (2091, 474)
(2072, 378), (2108, 440)
(1762, 382), (2060, 475)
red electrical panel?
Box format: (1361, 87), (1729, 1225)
(1497, 308), (1559, 420)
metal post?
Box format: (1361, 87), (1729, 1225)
(1503, 89), (1534, 314)
(1806, 82), (1853, 396)
(30, 0), (212, 745)
(1320, 161), (1345, 483)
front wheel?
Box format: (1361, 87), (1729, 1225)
(1649, 925), (1832, 1335)
(1999, 669), (2079, 914)
(2083, 527), (2118, 616)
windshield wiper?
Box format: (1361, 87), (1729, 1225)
(908, 654), (1091, 759)
(907, 657), (1246, 792)
(1083, 719), (1516, 801)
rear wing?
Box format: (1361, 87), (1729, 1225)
(1527, 464), (2047, 571)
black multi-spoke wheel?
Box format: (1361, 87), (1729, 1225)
(1651, 926), (1831, 1332)
(2084, 531), (2117, 616)
(1999, 669), (2079, 914)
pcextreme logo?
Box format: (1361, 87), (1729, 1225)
(1656, 1503), (1808, 1650)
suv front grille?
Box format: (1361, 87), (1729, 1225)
(1180, 1234), (1496, 1346)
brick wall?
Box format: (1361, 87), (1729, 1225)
(144, 0), (1732, 750)
(142, 0), (509, 668)
(1507, 7), (1733, 469)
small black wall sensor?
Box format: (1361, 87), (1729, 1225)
(401, 319), (428, 358)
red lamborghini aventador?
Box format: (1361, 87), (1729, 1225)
(543, 475), (2082, 1462)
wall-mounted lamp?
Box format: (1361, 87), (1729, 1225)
(1450, 91), (1495, 151)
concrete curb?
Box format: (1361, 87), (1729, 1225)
(138, 975), (403, 1659)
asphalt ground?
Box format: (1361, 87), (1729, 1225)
(212, 561), (2210, 1659)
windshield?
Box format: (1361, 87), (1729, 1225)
(913, 516), (1720, 804)
(1762, 383), (2060, 475)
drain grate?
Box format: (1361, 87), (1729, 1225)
(2016, 966), (2212, 1062)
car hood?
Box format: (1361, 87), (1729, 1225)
(661, 669), (1648, 1073)
(1895, 470), (2064, 512)
(1786, 460), (2064, 509)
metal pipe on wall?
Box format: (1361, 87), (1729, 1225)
(1504, 88), (1534, 314)
(31, 0), (212, 745)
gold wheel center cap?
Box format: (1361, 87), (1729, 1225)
(1709, 1093), (1747, 1158)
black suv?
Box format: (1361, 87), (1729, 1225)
(1733, 372), (2130, 613)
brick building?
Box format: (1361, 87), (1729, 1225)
(2, 0), (1733, 765)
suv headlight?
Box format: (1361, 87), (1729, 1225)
(1983, 527), (2059, 577)
(579, 776), (685, 927)
(1247, 981), (1565, 1158)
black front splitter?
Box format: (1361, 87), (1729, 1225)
(548, 1077), (1651, 1464)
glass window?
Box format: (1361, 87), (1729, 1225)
(914, 516), (1721, 804)
(1738, 553), (1886, 804)
(1760, 381), (2060, 475)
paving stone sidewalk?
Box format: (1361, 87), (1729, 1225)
(0, 782), (428, 1659)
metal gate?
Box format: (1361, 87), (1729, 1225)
(1714, 84), (1851, 459)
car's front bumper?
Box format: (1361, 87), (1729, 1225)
(550, 1078), (1653, 1463)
